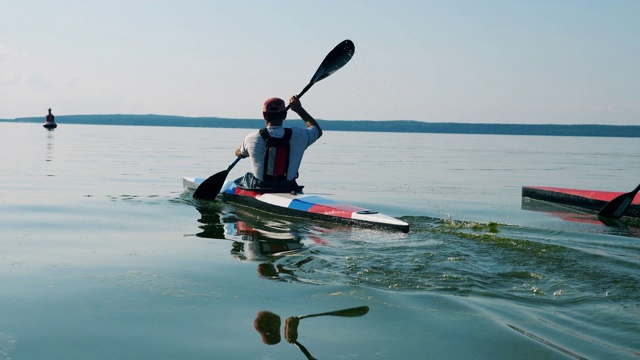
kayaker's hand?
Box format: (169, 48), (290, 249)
(235, 147), (248, 158)
(288, 95), (322, 137)
(289, 95), (303, 113)
(284, 317), (299, 343)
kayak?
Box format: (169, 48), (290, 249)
(183, 177), (410, 232)
(43, 122), (57, 129)
(522, 185), (640, 218)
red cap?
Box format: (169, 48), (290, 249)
(263, 97), (286, 113)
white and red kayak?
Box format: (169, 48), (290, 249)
(522, 185), (640, 218)
(183, 177), (409, 232)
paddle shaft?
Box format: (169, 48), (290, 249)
(297, 305), (369, 320)
(294, 341), (317, 360)
(285, 82), (315, 111)
(227, 157), (241, 171)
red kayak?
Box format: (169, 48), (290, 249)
(522, 186), (640, 218)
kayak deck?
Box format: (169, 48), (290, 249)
(183, 177), (409, 232)
(522, 186), (640, 218)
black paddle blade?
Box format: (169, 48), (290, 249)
(336, 305), (369, 317)
(286, 40), (355, 110)
(192, 170), (229, 200)
(298, 305), (369, 319)
(310, 39), (355, 84)
(597, 183), (640, 219)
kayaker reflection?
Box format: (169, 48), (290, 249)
(228, 221), (306, 260)
(194, 205), (315, 270)
(254, 311), (282, 345)
(253, 306), (370, 360)
(230, 238), (304, 262)
(256, 256), (314, 279)
(222, 220), (313, 279)
(234, 96), (322, 192)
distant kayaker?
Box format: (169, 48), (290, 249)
(46, 108), (55, 123)
(234, 95), (322, 191)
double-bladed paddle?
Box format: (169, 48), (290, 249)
(285, 305), (369, 358)
(596, 183), (640, 219)
(193, 157), (241, 200)
(192, 40), (355, 200)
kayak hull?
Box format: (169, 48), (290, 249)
(522, 186), (640, 218)
(43, 122), (57, 129)
(183, 177), (409, 232)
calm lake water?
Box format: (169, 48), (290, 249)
(1, 122), (638, 359)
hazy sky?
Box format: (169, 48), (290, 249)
(1, 0), (639, 124)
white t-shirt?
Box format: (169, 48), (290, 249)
(238, 125), (321, 181)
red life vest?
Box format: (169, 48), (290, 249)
(259, 128), (292, 182)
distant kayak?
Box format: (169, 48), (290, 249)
(522, 185), (640, 218)
(183, 177), (410, 232)
(43, 122), (57, 130)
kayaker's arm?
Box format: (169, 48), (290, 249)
(289, 95), (322, 138)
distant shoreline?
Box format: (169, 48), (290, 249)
(2, 114), (639, 137)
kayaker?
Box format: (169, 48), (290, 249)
(46, 108), (55, 123)
(234, 95), (322, 191)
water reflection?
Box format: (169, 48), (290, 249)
(253, 306), (369, 360)
(46, 130), (55, 163)
(521, 197), (640, 237)
(193, 204), (323, 274)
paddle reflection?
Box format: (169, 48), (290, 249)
(253, 306), (369, 360)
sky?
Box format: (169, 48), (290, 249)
(1, 0), (639, 124)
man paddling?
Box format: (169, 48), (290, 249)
(234, 96), (322, 191)
(46, 108), (55, 123)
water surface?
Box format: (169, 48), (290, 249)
(1, 123), (638, 359)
